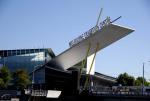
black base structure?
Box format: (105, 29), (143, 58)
(28, 66), (150, 101)
(27, 94), (150, 101)
(30, 66), (80, 97)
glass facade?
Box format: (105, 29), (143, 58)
(33, 67), (45, 84)
(0, 48), (55, 73)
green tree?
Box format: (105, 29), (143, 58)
(0, 78), (5, 88)
(12, 69), (31, 89)
(117, 73), (135, 86)
(135, 77), (150, 86)
(0, 66), (11, 88)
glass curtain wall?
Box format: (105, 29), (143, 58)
(0, 48), (52, 73)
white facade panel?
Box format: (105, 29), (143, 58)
(86, 54), (95, 75)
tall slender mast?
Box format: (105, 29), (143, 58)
(96, 8), (103, 26)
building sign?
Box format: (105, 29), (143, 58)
(69, 17), (111, 47)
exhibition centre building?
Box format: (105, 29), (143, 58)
(0, 16), (134, 97)
(0, 48), (116, 86)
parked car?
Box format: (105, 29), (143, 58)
(1, 94), (11, 100)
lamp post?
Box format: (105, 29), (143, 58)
(142, 62), (144, 95)
(32, 65), (38, 85)
(142, 61), (150, 95)
(148, 61), (150, 82)
(32, 65), (37, 90)
(32, 68), (35, 85)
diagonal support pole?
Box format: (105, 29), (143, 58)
(80, 43), (91, 75)
(83, 42), (99, 90)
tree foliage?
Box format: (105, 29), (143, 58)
(0, 78), (5, 88)
(135, 77), (150, 86)
(117, 73), (135, 86)
(0, 66), (11, 88)
(12, 69), (31, 89)
(117, 73), (150, 86)
(0, 66), (31, 89)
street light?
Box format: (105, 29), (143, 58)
(142, 62), (144, 95)
(32, 65), (39, 84)
(148, 61), (150, 82)
(142, 61), (150, 95)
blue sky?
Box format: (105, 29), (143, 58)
(0, 0), (150, 80)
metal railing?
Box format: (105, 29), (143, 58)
(25, 89), (47, 97)
(80, 86), (150, 96)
